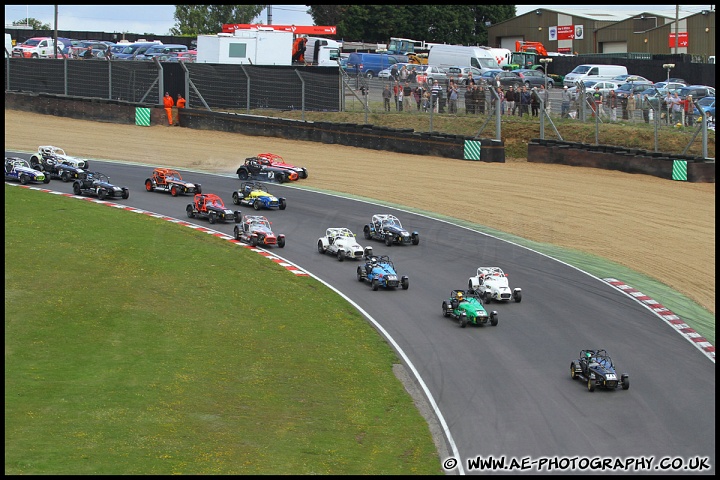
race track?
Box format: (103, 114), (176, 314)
(6, 154), (715, 475)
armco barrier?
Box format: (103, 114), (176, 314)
(5, 91), (506, 163)
(527, 139), (714, 183)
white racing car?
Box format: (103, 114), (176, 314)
(468, 267), (522, 303)
(317, 227), (372, 262)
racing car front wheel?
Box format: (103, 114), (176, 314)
(317, 241), (326, 254)
(570, 363), (577, 380)
(145, 180), (154, 192)
(371, 279), (379, 291)
(186, 205), (194, 218)
(587, 378), (595, 392)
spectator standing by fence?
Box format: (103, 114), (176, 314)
(431, 80), (442, 113)
(403, 82), (412, 111)
(626, 93), (635, 122)
(448, 81), (458, 114)
(608, 90), (617, 121)
(163, 92), (174, 126)
(591, 86), (603, 117)
(561, 86), (571, 118)
(530, 88), (540, 117)
(398, 87), (404, 112)
(382, 85), (391, 112)
(670, 92), (682, 124)
(393, 81), (401, 111)
(505, 86), (515, 116)
(519, 86), (531, 117)
(683, 95), (694, 126)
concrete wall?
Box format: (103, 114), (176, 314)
(528, 139), (714, 183)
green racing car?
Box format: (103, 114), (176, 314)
(442, 290), (498, 328)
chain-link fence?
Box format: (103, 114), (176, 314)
(4, 57), (714, 157)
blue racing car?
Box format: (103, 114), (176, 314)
(571, 349), (629, 392)
(356, 254), (409, 290)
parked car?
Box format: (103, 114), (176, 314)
(233, 214), (285, 248)
(573, 80), (620, 99)
(416, 65), (449, 86)
(378, 62), (412, 79)
(72, 171), (129, 200)
(445, 66), (484, 85)
(144, 168), (201, 196)
(614, 81), (655, 101)
(441, 290), (498, 328)
(137, 43), (188, 60)
(345, 52), (404, 78)
(677, 85), (715, 101)
(356, 254), (409, 291)
(317, 227), (370, 261)
(113, 41), (161, 60)
(232, 181), (287, 210)
(468, 266), (522, 303)
(653, 81), (686, 94)
(4, 157), (50, 185)
(480, 70), (524, 88)
(694, 96), (715, 122)
(186, 193), (241, 224)
(514, 68), (555, 88)
(612, 74), (651, 86)
(570, 349), (629, 392)
(362, 214), (419, 246)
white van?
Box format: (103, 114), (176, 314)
(427, 44), (500, 73)
(484, 47), (511, 68)
(563, 64), (628, 88)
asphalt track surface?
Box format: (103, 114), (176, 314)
(6, 153), (715, 475)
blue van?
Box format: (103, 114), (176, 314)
(346, 52), (407, 78)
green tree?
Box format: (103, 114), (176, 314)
(12, 18), (51, 29)
(307, 5), (515, 45)
(170, 5), (266, 36)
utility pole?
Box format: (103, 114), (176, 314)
(267, 5), (273, 25)
(675, 4), (679, 55)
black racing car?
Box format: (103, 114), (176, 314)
(236, 157), (298, 184)
(30, 145), (89, 182)
(72, 171), (130, 200)
(363, 214), (419, 246)
(570, 349), (629, 392)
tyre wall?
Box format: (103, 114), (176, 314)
(528, 139), (715, 183)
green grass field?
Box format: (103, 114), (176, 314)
(4, 185), (441, 475)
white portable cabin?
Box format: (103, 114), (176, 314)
(196, 29), (293, 65)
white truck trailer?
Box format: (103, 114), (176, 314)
(196, 29), (293, 65)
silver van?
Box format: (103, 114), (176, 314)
(563, 64), (628, 88)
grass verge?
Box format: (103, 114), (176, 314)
(4, 185), (441, 475)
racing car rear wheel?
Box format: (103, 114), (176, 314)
(371, 279), (379, 291)
(145, 180), (154, 191)
(587, 378), (595, 392)
(317, 240), (326, 254)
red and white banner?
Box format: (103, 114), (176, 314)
(668, 32), (689, 48)
(222, 24), (337, 35)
